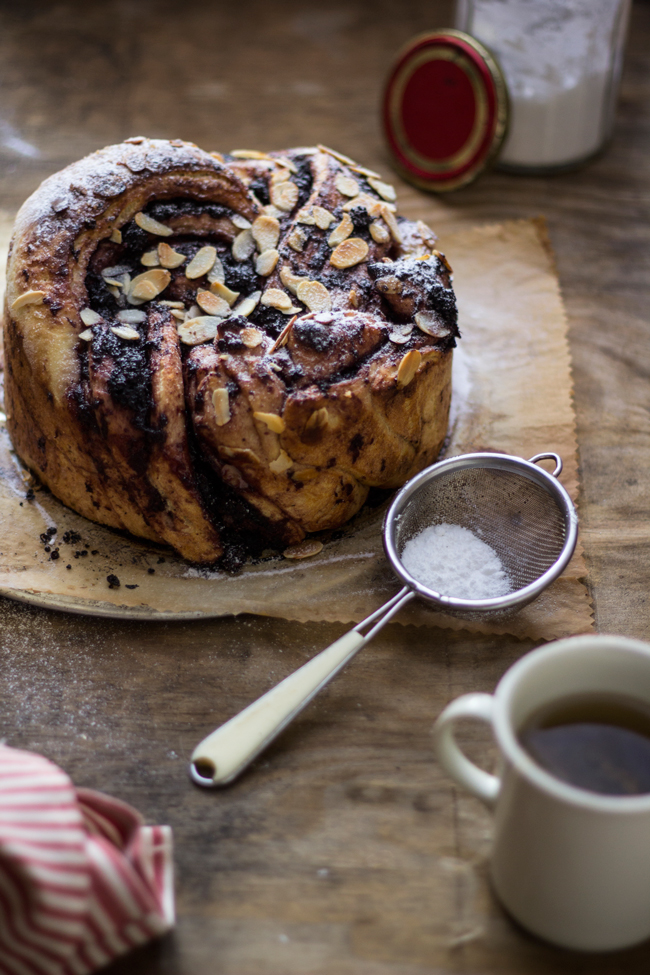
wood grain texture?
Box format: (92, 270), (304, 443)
(0, 1), (648, 972)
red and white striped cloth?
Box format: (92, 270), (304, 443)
(0, 745), (174, 974)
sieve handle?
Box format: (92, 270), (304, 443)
(432, 693), (501, 808)
(190, 587), (415, 787)
(528, 452), (562, 478)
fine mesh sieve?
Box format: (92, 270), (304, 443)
(190, 451), (578, 787)
(384, 451), (577, 615)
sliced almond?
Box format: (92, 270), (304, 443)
(80, 308), (102, 326)
(141, 249), (160, 267)
(110, 325), (141, 341)
(262, 204), (283, 219)
(130, 268), (171, 301)
(291, 468), (319, 482)
(270, 167), (291, 185)
(253, 411), (285, 433)
(171, 309), (186, 321)
(102, 264), (130, 280)
(269, 449), (293, 474)
(186, 245), (217, 279)
(367, 177), (396, 201)
(197, 289), (230, 317)
(158, 242), (186, 269)
(11, 290), (45, 310)
(279, 266), (305, 295)
(369, 219), (390, 244)
(177, 316), (220, 346)
(269, 315), (297, 352)
(212, 388), (231, 426)
(117, 309), (147, 324)
(317, 144), (357, 167)
(312, 206), (334, 229)
(330, 237), (369, 269)
(207, 255), (225, 285)
(159, 300), (185, 308)
(433, 248), (452, 272)
(335, 174), (359, 198)
(283, 539), (323, 559)
(270, 180), (299, 212)
(415, 311), (451, 338)
(230, 149), (269, 160)
(233, 290), (261, 317)
(350, 163), (381, 179)
(328, 213), (353, 247)
(304, 407), (332, 436)
(232, 229), (255, 262)
(78, 329), (93, 342)
(211, 281), (240, 306)
(252, 214), (280, 252)
(296, 280), (331, 313)
(397, 348), (421, 388)
(388, 324), (413, 345)
(134, 212), (172, 237)
(273, 156), (298, 174)
(241, 327), (264, 349)
(255, 248), (279, 277)
(348, 287), (361, 308)
(231, 214), (252, 230)
(261, 288), (293, 312)
(110, 228), (123, 244)
(287, 227), (308, 252)
(296, 207), (315, 225)
(381, 205), (402, 245)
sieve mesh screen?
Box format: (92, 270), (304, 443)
(393, 466), (567, 595)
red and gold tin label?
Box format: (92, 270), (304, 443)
(383, 30), (508, 192)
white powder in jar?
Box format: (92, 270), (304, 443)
(401, 523), (512, 600)
(456, 0), (630, 168)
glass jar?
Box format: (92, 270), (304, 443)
(454, 0), (631, 172)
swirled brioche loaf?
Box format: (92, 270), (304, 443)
(4, 139), (459, 564)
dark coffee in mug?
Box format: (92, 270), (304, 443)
(519, 692), (650, 796)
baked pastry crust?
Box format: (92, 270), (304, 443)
(4, 139), (459, 564)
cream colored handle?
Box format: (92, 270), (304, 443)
(191, 628), (366, 786)
(432, 693), (501, 808)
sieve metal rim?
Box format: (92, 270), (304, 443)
(382, 451), (579, 613)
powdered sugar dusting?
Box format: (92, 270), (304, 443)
(401, 523), (512, 600)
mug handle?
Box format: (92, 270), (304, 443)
(433, 693), (501, 808)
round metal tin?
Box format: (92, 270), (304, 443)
(382, 29), (508, 192)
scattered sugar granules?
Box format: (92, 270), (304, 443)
(400, 523), (512, 600)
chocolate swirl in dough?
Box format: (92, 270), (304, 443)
(3, 139), (459, 565)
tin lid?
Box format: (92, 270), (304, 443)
(382, 29), (508, 193)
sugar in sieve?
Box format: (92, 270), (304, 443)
(190, 451), (578, 787)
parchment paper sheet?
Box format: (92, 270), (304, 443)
(0, 217), (593, 640)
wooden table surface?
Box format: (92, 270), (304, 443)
(0, 2), (649, 972)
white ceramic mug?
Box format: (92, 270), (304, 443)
(433, 634), (650, 951)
